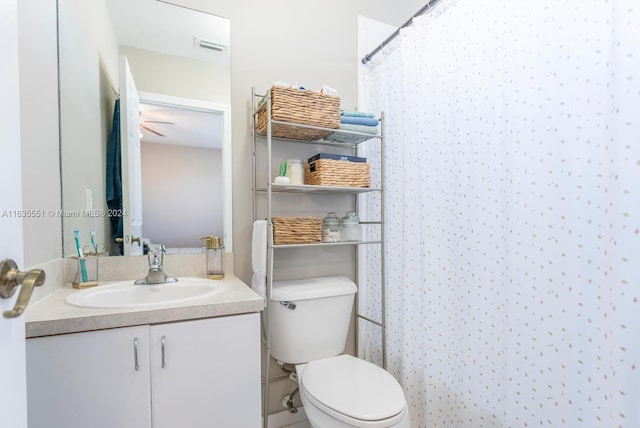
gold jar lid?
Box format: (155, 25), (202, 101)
(200, 236), (223, 249)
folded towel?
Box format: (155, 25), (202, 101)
(324, 132), (371, 144)
(251, 220), (268, 299)
(337, 123), (379, 134)
(341, 110), (375, 118)
(340, 116), (379, 126)
(324, 123), (379, 144)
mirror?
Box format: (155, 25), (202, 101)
(58, 0), (232, 257)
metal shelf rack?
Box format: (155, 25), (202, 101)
(251, 87), (386, 428)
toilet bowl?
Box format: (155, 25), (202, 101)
(296, 355), (410, 428)
(269, 276), (410, 428)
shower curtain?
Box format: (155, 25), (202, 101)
(360, 1), (639, 426)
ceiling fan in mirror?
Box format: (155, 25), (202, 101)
(139, 112), (174, 137)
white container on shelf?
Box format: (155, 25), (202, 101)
(340, 211), (361, 242)
(285, 159), (304, 185)
(322, 212), (341, 243)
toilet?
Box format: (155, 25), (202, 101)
(270, 276), (410, 428)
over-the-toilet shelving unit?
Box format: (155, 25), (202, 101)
(251, 87), (386, 427)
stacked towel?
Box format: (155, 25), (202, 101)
(340, 116), (379, 126)
(337, 123), (379, 134)
(325, 110), (379, 143)
(251, 220), (268, 299)
(341, 110), (375, 118)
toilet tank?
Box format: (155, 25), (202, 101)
(269, 276), (357, 364)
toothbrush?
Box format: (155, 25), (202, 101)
(74, 229), (88, 282)
(90, 228), (98, 254)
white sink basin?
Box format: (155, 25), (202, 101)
(65, 277), (223, 309)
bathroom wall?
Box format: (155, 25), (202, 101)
(57, 0), (120, 260)
(17, 0), (61, 267)
(119, 45), (231, 105)
(140, 142), (223, 248)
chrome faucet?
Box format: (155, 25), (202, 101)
(135, 245), (177, 285)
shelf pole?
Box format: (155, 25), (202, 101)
(252, 87), (257, 221)
(380, 111), (387, 370)
(262, 88), (274, 428)
(355, 140), (360, 360)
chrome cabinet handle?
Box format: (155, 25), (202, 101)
(133, 337), (140, 371)
(161, 335), (166, 368)
(0, 259), (46, 319)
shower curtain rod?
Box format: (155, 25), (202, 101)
(361, 0), (444, 64)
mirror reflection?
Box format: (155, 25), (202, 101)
(59, 0), (231, 257)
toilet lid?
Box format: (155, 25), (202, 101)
(300, 355), (406, 421)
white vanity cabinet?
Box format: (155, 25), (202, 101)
(149, 314), (261, 428)
(26, 324), (152, 427)
(26, 313), (261, 428)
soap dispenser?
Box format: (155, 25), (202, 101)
(200, 236), (225, 279)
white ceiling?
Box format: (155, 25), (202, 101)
(106, 0), (230, 64)
(105, 0), (229, 149)
(139, 103), (223, 149)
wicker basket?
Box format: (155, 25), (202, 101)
(272, 216), (322, 245)
(257, 86), (340, 141)
(304, 159), (371, 188)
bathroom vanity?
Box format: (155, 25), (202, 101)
(24, 276), (263, 428)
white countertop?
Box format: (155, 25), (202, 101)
(25, 275), (264, 338)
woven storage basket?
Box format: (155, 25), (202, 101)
(257, 86), (340, 141)
(272, 216), (322, 245)
(304, 159), (371, 188)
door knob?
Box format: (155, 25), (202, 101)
(115, 236), (140, 246)
(0, 259), (46, 319)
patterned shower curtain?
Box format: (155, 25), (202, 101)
(360, 1), (639, 426)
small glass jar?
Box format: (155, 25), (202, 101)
(340, 211), (361, 242)
(200, 236), (225, 279)
(285, 159), (304, 185)
(322, 212), (341, 243)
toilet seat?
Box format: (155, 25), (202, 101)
(299, 355), (407, 427)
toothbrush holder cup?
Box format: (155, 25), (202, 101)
(72, 255), (99, 289)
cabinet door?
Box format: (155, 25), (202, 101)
(26, 326), (152, 428)
(150, 314), (261, 428)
